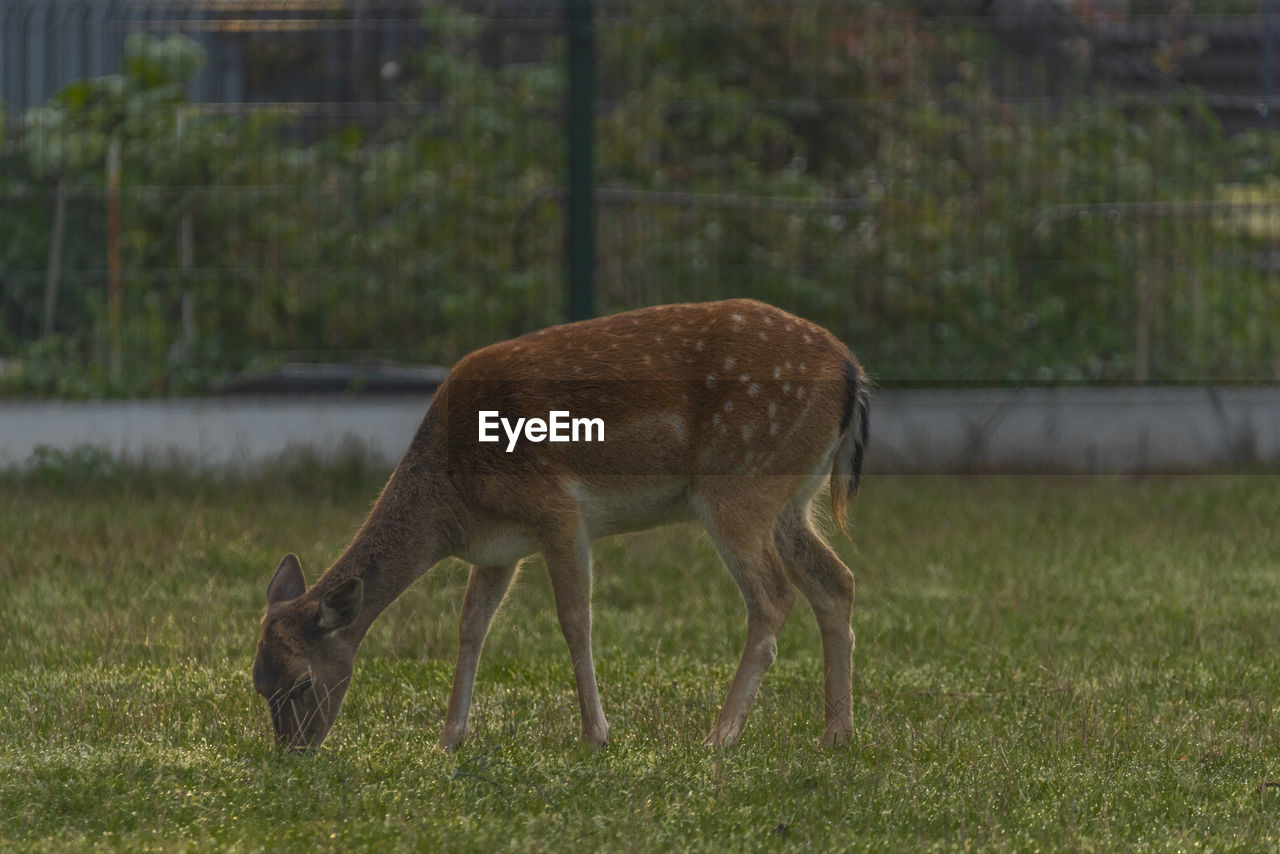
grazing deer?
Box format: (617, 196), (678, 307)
(253, 298), (870, 752)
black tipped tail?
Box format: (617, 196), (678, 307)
(831, 360), (870, 536)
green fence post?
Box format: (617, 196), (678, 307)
(565, 0), (595, 322)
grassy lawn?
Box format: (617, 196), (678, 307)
(3, 458), (1280, 851)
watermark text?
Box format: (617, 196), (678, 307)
(478, 410), (605, 452)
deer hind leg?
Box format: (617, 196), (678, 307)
(438, 561), (520, 752)
(697, 491), (797, 747)
(542, 523), (610, 748)
(775, 501), (855, 747)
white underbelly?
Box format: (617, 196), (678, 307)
(571, 478), (694, 539)
(451, 479), (694, 566)
(454, 526), (541, 566)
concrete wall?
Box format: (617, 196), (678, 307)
(869, 387), (1280, 474)
(2, 387), (1279, 473)
(0, 396), (427, 470)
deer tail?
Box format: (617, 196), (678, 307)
(830, 359), (870, 538)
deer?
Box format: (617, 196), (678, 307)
(253, 298), (870, 752)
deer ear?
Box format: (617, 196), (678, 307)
(318, 578), (363, 632)
(267, 553), (306, 605)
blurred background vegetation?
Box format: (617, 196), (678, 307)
(2, 0), (1280, 396)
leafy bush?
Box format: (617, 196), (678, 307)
(1, 3), (1277, 395)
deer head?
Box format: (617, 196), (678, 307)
(252, 554), (364, 751)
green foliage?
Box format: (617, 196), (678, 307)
(1, 22), (565, 397)
(590, 4), (1275, 384)
(1, 6), (1279, 395)
(4, 474), (1280, 849)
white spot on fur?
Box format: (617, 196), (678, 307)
(741, 426), (753, 442)
(768, 402), (777, 417)
(803, 334), (812, 343)
(731, 313), (745, 331)
(769, 422), (780, 436)
(763, 315), (774, 326)
(706, 374), (717, 389)
(740, 374), (751, 383)
(796, 386), (806, 399)
(783, 383), (791, 394)
(772, 366), (782, 380)
(724, 356), (736, 369)
(695, 340), (705, 351)
(712, 413), (722, 426)
(723, 400), (734, 413)
(747, 383), (760, 396)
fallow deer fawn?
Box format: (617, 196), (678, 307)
(253, 298), (870, 751)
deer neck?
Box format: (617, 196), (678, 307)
(314, 461), (463, 643)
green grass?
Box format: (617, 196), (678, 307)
(3, 463), (1280, 851)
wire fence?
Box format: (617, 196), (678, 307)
(2, 0), (1280, 395)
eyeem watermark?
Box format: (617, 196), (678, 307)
(478, 410), (605, 452)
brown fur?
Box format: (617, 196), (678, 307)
(253, 298), (870, 751)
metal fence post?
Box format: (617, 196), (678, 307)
(1264, 0), (1277, 126)
(565, 0), (595, 322)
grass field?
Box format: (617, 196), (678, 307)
(3, 454), (1280, 851)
